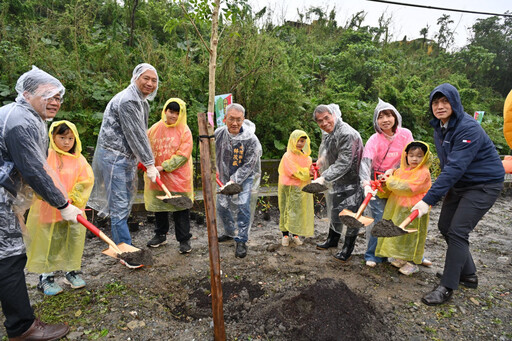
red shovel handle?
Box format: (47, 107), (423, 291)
(77, 215), (100, 237)
(399, 210), (419, 229)
(138, 162), (165, 190)
(216, 173), (224, 187)
(312, 162), (319, 180)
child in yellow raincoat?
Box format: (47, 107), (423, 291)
(278, 130), (314, 246)
(144, 98), (194, 253)
(375, 141), (432, 275)
(25, 120), (94, 295)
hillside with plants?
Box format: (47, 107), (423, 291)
(1, 0), (510, 158)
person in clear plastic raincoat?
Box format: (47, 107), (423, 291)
(375, 141), (432, 276)
(359, 99), (413, 268)
(88, 63), (160, 245)
(144, 98), (194, 253)
(312, 104), (364, 263)
(216, 103), (262, 259)
(0, 67), (82, 340)
(278, 130), (314, 247)
(25, 120), (94, 295)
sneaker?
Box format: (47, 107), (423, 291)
(282, 235), (290, 246)
(64, 271), (86, 289)
(147, 234), (167, 248)
(179, 240), (192, 254)
(389, 258), (407, 268)
(366, 260), (377, 268)
(37, 276), (63, 296)
(399, 262), (419, 276)
(218, 235), (234, 243)
(235, 241), (247, 258)
(292, 235), (303, 246)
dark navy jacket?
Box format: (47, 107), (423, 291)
(422, 83), (504, 205)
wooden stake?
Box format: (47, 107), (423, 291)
(197, 112), (226, 340)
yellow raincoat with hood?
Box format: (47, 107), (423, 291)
(25, 120), (94, 273)
(144, 98), (193, 212)
(375, 141), (431, 264)
(278, 130), (314, 237)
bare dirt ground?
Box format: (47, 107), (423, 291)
(1, 189), (511, 341)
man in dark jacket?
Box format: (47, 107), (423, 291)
(412, 83), (504, 306)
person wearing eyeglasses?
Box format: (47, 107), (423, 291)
(215, 103), (262, 258)
(0, 66), (83, 340)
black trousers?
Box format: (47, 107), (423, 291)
(438, 182), (503, 290)
(154, 210), (192, 242)
(0, 254), (34, 337)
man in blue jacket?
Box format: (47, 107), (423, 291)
(412, 83), (504, 306)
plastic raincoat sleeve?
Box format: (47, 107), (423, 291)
(231, 136), (261, 184)
(162, 155), (187, 173)
(360, 158), (372, 184)
(119, 100), (154, 166)
(5, 125), (66, 207)
(386, 171), (431, 196)
(68, 164), (94, 208)
(321, 132), (359, 183)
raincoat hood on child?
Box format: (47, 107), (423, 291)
(49, 120), (82, 157)
(278, 130), (312, 187)
(144, 98), (194, 212)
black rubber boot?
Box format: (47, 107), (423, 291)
(316, 229), (340, 250)
(333, 235), (358, 262)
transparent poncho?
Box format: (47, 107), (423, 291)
(215, 120), (262, 237)
(144, 98), (193, 212)
(25, 120), (94, 273)
(375, 141), (432, 264)
(278, 130), (314, 237)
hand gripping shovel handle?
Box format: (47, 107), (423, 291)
(354, 179), (381, 219)
(138, 163), (173, 198)
(77, 215), (123, 254)
(399, 210), (419, 229)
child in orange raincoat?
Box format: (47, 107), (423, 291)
(278, 130), (314, 246)
(144, 98), (194, 253)
(25, 120), (94, 295)
(375, 141), (432, 275)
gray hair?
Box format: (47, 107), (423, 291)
(313, 103), (342, 121)
(226, 103), (245, 117)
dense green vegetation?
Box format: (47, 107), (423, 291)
(1, 0), (510, 158)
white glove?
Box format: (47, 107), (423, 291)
(59, 203), (82, 224)
(312, 176), (326, 185)
(146, 165), (160, 183)
(411, 200), (430, 218)
(220, 180), (235, 191)
(364, 184), (377, 199)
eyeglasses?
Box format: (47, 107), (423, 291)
(226, 117), (243, 124)
(46, 96), (63, 104)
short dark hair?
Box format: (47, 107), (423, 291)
(52, 123), (76, 154)
(405, 142), (427, 155)
(431, 92), (446, 102)
(165, 101), (180, 113)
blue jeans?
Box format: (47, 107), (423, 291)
(365, 196), (386, 263)
(96, 147), (137, 245)
(217, 177), (253, 243)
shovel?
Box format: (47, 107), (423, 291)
(138, 163), (193, 209)
(77, 215), (152, 269)
(302, 163), (328, 193)
(338, 179), (383, 229)
(371, 210), (419, 237)
(216, 174), (242, 195)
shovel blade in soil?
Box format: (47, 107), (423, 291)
(156, 195), (194, 209)
(302, 183), (328, 193)
(371, 219), (418, 237)
(102, 243), (146, 269)
(339, 209), (374, 228)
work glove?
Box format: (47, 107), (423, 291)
(220, 180), (235, 191)
(146, 165), (160, 183)
(59, 203), (82, 224)
(411, 200), (430, 218)
(364, 184), (377, 200)
(311, 176), (326, 186)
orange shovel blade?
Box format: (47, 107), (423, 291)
(339, 209), (374, 226)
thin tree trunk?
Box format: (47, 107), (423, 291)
(129, 0), (138, 47)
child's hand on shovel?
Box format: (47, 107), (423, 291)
(411, 200), (430, 217)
